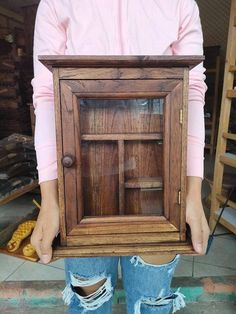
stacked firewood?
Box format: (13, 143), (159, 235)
(0, 56), (33, 139)
(0, 133), (38, 201)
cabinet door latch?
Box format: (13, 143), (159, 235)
(178, 190), (181, 205)
(179, 109), (183, 124)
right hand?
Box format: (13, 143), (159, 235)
(31, 199), (60, 264)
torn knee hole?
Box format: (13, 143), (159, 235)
(73, 277), (107, 296)
(62, 272), (113, 310)
(134, 288), (186, 314)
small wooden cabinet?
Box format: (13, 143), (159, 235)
(40, 56), (203, 257)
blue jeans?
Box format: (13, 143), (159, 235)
(62, 254), (185, 314)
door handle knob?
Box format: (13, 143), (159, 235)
(61, 154), (75, 168)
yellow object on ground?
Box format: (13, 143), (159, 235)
(7, 220), (36, 252)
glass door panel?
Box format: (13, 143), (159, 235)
(79, 98), (165, 217)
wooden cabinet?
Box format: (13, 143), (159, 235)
(40, 56), (203, 257)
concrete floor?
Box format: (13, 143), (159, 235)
(2, 302), (236, 314)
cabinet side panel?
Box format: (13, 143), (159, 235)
(180, 70), (188, 241)
(53, 70), (67, 244)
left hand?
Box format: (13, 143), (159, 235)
(186, 193), (210, 254)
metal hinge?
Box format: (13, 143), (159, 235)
(178, 190), (181, 205)
(179, 109), (183, 124)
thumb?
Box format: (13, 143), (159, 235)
(188, 219), (204, 254)
(40, 235), (53, 264)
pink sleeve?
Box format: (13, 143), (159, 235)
(31, 0), (66, 184)
(172, 0), (207, 179)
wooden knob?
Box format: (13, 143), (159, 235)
(62, 154), (75, 168)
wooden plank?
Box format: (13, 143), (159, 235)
(39, 55), (204, 72)
(118, 140), (125, 215)
(163, 94), (171, 220)
(69, 221), (177, 236)
(168, 82), (184, 231)
(53, 241), (196, 257)
(223, 132), (236, 141)
(0, 87), (18, 98)
(179, 69), (188, 241)
(67, 79), (180, 93)
(59, 67), (184, 80)
(66, 232), (180, 246)
(73, 97), (84, 223)
(227, 90), (236, 98)
(68, 92), (168, 99)
(213, 213), (236, 234)
(220, 154), (236, 168)
(80, 215), (167, 224)
(81, 134), (163, 141)
(0, 6), (24, 23)
(60, 81), (78, 234)
(0, 181), (38, 206)
(125, 177), (163, 189)
(205, 68), (217, 74)
(53, 69), (67, 245)
(229, 65), (236, 72)
(216, 193), (236, 210)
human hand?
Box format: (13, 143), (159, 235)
(186, 193), (210, 254)
(30, 199), (60, 264)
(31, 179), (60, 264)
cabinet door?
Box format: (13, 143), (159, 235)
(57, 78), (187, 248)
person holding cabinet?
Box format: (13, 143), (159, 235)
(31, 1), (210, 313)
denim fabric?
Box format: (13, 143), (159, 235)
(63, 254), (184, 314)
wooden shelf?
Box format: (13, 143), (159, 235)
(220, 153), (236, 168)
(0, 180), (39, 206)
(227, 90), (236, 98)
(81, 133), (163, 141)
(214, 207), (236, 234)
(205, 68), (217, 74)
(223, 132), (236, 141)
(229, 65), (236, 72)
(205, 120), (213, 126)
(216, 193), (236, 210)
(125, 177), (163, 189)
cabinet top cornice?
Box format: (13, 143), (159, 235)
(39, 55), (204, 72)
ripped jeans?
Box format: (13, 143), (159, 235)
(62, 254), (185, 314)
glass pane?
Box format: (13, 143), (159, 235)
(79, 98), (164, 217)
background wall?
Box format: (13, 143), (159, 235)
(197, 0), (231, 58)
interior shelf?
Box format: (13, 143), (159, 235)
(125, 177), (163, 189)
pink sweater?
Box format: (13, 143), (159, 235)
(32, 0), (207, 184)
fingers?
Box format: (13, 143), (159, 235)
(188, 217), (204, 254)
(201, 216), (211, 254)
(40, 236), (53, 264)
(187, 215), (210, 255)
(30, 226), (43, 260)
(40, 226), (58, 264)
(31, 223), (57, 264)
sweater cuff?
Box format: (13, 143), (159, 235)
(35, 144), (58, 184)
